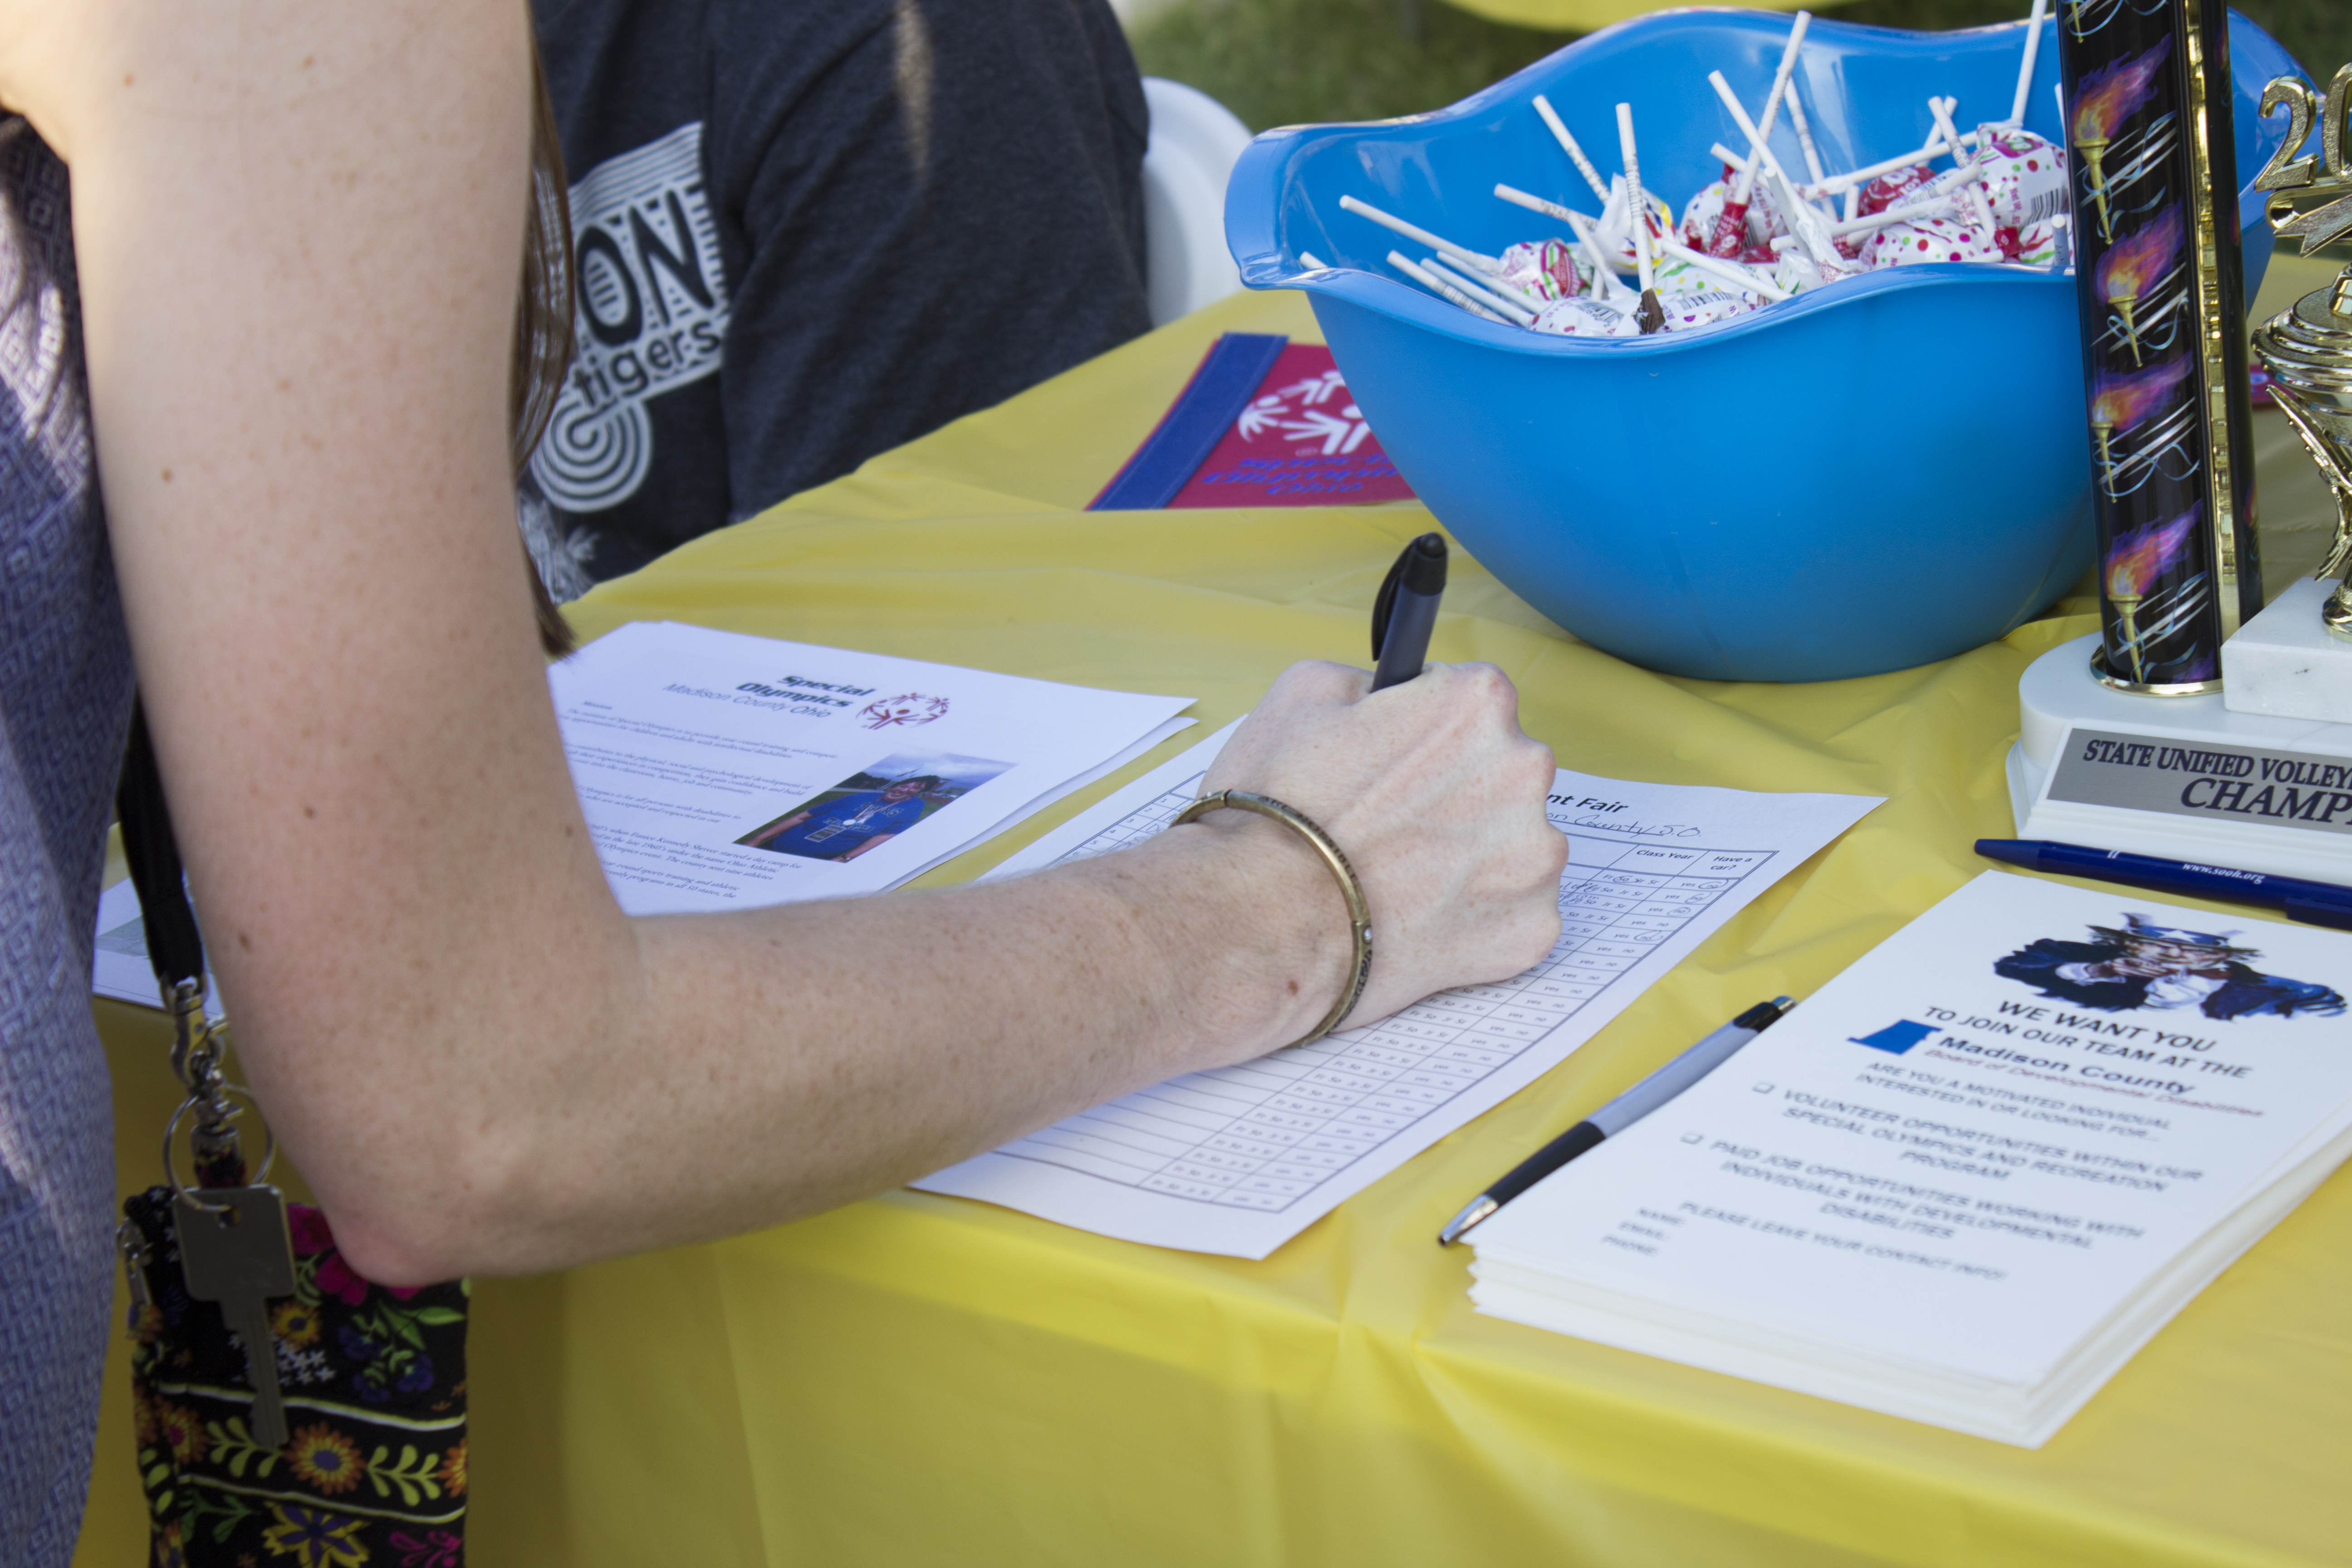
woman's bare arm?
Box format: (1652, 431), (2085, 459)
(4, 0), (1563, 1284)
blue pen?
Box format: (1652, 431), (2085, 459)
(1975, 839), (2352, 932)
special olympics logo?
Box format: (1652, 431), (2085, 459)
(858, 693), (950, 729)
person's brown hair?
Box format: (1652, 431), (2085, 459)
(514, 40), (578, 657)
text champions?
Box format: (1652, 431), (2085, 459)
(2076, 736), (2352, 826)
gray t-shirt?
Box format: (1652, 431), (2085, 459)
(0, 117), (135, 1564)
(526, 0), (1153, 585)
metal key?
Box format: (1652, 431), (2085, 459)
(174, 1186), (297, 1449)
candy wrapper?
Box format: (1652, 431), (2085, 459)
(1856, 162), (1938, 217)
(1653, 288), (1756, 332)
(1530, 297), (1639, 337)
(1595, 175), (1677, 271)
(1679, 168), (1791, 263)
(1974, 127), (2068, 228)
(1496, 238), (1588, 302)
(1866, 213), (2010, 267)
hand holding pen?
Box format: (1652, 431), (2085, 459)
(1191, 532), (1565, 1039)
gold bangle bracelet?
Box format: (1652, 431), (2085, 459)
(1171, 790), (1373, 1050)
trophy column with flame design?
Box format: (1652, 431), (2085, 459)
(2059, 0), (2259, 694)
(2250, 74), (2352, 640)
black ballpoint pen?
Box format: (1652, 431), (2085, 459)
(1438, 997), (1796, 1245)
(1370, 534), (1448, 691)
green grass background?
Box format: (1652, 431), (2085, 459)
(1131, 0), (2352, 133)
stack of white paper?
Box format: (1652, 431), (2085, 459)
(1469, 872), (2352, 1446)
(531, 620), (1193, 914)
(93, 622), (1195, 1004)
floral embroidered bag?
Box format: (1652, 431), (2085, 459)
(115, 705), (472, 1567)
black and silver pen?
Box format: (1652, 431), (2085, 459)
(1437, 996), (1795, 1245)
(1370, 533), (1447, 691)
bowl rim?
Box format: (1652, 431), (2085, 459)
(1225, 5), (2296, 359)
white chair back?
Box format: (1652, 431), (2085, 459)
(1140, 78), (1255, 326)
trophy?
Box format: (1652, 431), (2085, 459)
(1999, 32), (2352, 889)
(2249, 68), (2352, 641)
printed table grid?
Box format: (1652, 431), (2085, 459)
(1003, 786), (1777, 1210)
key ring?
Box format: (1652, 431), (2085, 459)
(163, 1083), (278, 1213)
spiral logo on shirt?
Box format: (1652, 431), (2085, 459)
(534, 399), (653, 511)
(529, 121), (729, 514)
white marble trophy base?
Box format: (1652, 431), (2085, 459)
(2006, 632), (2352, 882)
(2219, 576), (2352, 723)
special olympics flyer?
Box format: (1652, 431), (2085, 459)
(1471, 872), (2352, 1389)
(549, 622), (1191, 914)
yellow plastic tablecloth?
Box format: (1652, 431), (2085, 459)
(77, 274), (2352, 1567)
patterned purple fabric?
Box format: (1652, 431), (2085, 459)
(0, 116), (136, 1565)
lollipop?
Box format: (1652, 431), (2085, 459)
(1593, 174), (1676, 274)
(1531, 296), (1641, 337)
(1866, 213), (2011, 268)
(1710, 69), (1841, 267)
(1971, 127), (2068, 231)
(1708, 12), (1812, 258)
(1651, 235), (1791, 301)
(1616, 103), (1669, 334)
(1497, 237), (1587, 302)
(1657, 289), (1757, 333)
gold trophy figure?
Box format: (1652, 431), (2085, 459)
(2252, 74), (2352, 639)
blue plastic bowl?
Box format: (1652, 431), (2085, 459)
(1225, 9), (2298, 681)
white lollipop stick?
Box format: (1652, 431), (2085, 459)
(1928, 98), (1998, 230)
(1338, 195), (1502, 272)
(1785, 77), (1828, 188)
(1494, 182), (1589, 226)
(1533, 94), (1613, 204)
(1756, 13), (1810, 147)
(1844, 185), (1862, 223)
(1387, 251), (1509, 323)
(1927, 97), (1970, 170)
(1434, 252), (1551, 315)
(1616, 103), (1656, 295)
(1425, 256), (1539, 323)
(2009, 0), (2049, 127)
(1709, 72), (1840, 265)
(1727, 10), (1811, 207)
(1710, 142), (1755, 176)
(1824, 166), (1983, 236)
(1651, 234), (1793, 299)
(1799, 135), (1970, 197)
(1299, 251), (1331, 270)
